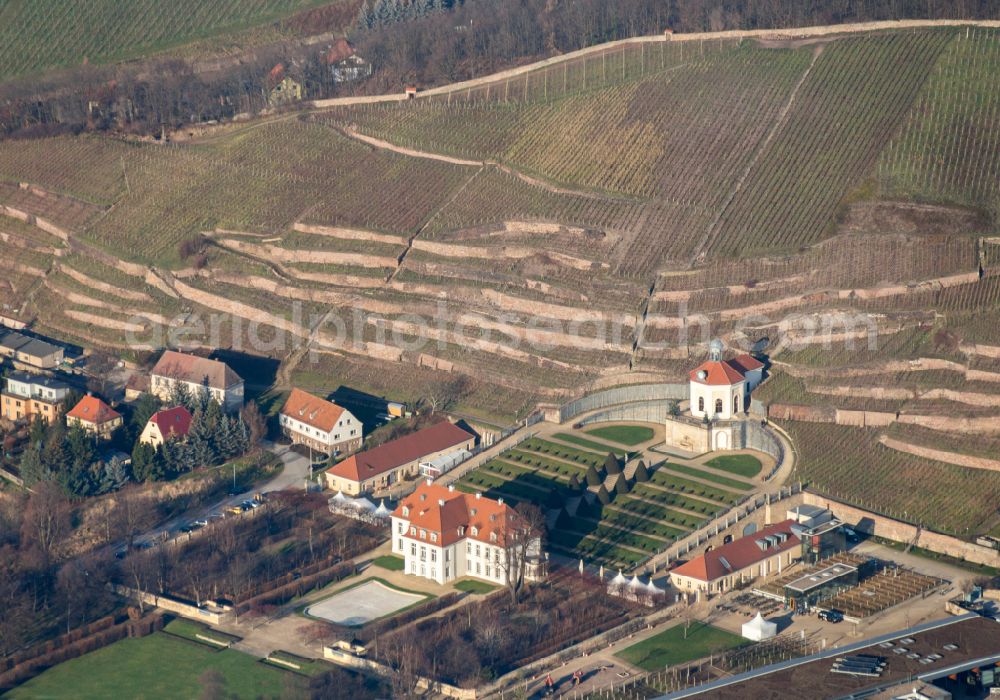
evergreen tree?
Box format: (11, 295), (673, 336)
(101, 456), (130, 493)
(188, 408), (216, 468)
(633, 459), (650, 483)
(596, 484), (611, 505)
(585, 463), (601, 486)
(614, 475), (631, 497)
(129, 393), (161, 440)
(42, 420), (68, 473)
(604, 452), (620, 475)
(169, 379), (192, 412)
(131, 442), (156, 482)
(19, 444), (49, 486)
(567, 473), (580, 491)
(28, 414), (46, 447)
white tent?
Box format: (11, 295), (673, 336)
(741, 613), (778, 642)
(374, 500), (391, 517)
(352, 496), (377, 511)
(607, 570), (628, 593)
(331, 491), (348, 502)
(628, 575), (644, 590)
(646, 579), (664, 595)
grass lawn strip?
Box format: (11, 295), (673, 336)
(616, 622), (748, 671)
(586, 424), (656, 446)
(163, 619), (240, 648)
(551, 432), (630, 457)
(647, 470), (744, 504)
(8, 632), (288, 699)
(453, 579), (501, 594)
(658, 462), (754, 491)
(629, 485), (724, 520)
(704, 454), (764, 478)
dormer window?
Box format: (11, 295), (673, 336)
(457, 526), (465, 537)
(410, 526), (416, 536)
(420, 529), (426, 539)
(490, 532), (497, 543)
(430, 533), (437, 543)
(471, 526), (478, 536)
(402, 506), (409, 517)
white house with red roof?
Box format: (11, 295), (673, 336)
(665, 339), (767, 452)
(390, 480), (542, 586)
(689, 339), (765, 421)
(139, 406), (193, 448)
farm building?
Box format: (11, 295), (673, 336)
(139, 406), (193, 448)
(66, 395), (122, 440)
(278, 388), (362, 457)
(325, 420), (476, 496)
(1, 371), (70, 423)
(390, 480), (544, 585)
(669, 519), (800, 595)
(150, 350), (244, 412)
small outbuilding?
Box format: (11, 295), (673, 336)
(741, 612), (778, 641)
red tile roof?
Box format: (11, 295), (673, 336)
(689, 359), (747, 386)
(728, 353), (765, 373)
(148, 406), (193, 440)
(280, 388), (346, 433)
(67, 395), (121, 425)
(151, 350), (242, 391)
(671, 520), (800, 583)
(392, 481), (525, 547)
(329, 421), (474, 483)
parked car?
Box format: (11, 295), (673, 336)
(819, 609), (844, 623)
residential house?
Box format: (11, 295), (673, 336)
(325, 420), (475, 496)
(1, 371), (70, 423)
(139, 406), (193, 448)
(326, 38), (371, 83)
(390, 480), (542, 585)
(124, 373), (150, 401)
(669, 519), (801, 595)
(0, 331), (64, 369)
(279, 388), (362, 456)
(66, 395), (122, 440)
(150, 350), (244, 412)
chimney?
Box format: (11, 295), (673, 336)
(438, 499), (445, 506)
(498, 498), (504, 505)
(475, 493), (481, 499)
(426, 478), (432, 486)
(448, 484), (455, 492)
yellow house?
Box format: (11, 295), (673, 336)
(270, 76), (303, 106)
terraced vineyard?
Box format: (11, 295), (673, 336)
(455, 431), (755, 569)
(0, 27), (998, 429)
(782, 423), (1000, 536)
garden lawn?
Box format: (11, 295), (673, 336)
(454, 579), (500, 594)
(586, 425), (655, 446)
(9, 632), (287, 699)
(616, 622), (747, 671)
(552, 432), (629, 457)
(704, 454), (763, 478)
(371, 554), (405, 571)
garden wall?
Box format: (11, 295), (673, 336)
(799, 492), (1000, 568)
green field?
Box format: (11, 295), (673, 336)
(586, 424), (656, 446)
(616, 623), (747, 671)
(9, 631), (289, 699)
(704, 454), (763, 479)
(0, 0), (332, 82)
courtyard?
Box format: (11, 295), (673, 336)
(304, 578), (428, 626)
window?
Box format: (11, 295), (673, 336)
(466, 542), (472, 554)
(734, 395), (740, 413)
(420, 546), (426, 561)
(715, 398), (723, 414)
(445, 567), (450, 579)
(485, 565), (491, 577)
(397, 538), (402, 550)
(430, 533), (437, 543)
(431, 550), (436, 562)
(410, 526), (416, 536)
(444, 549), (449, 562)
(476, 562), (481, 574)
(410, 543), (416, 556)
(398, 522), (404, 533)
(420, 529), (426, 539)
(698, 396), (704, 412)
(475, 545), (481, 556)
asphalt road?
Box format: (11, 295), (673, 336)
(128, 441), (311, 551)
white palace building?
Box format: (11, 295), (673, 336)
(390, 481), (544, 586)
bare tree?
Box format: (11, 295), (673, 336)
(20, 481), (70, 566)
(498, 502), (545, 605)
(423, 374), (471, 414)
